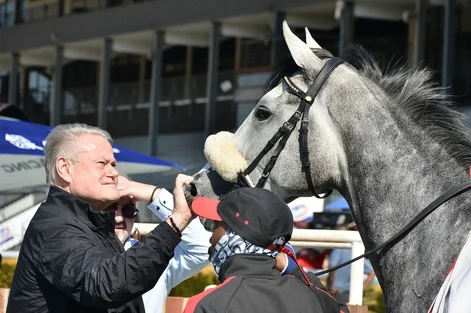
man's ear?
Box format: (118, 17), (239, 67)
(56, 157), (72, 183)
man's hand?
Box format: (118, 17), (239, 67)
(166, 174), (195, 234)
(117, 175), (161, 202)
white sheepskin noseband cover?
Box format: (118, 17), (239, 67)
(204, 131), (248, 183)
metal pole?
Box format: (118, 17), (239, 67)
(13, 0), (22, 24)
(270, 11), (285, 67)
(349, 241), (365, 305)
(8, 52), (19, 106)
(204, 22), (221, 137)
(442, 0), (456, 89)
(138, 55), (146, 103)
(98, 38), (112, 129)
(57, 0), (64, 16)
(339, 1), (354, 59)
(49, 46), (63, 126)
(412, 0), (427, 67)
(148, 31), (164, 156)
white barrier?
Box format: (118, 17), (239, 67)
(134, 223), (366, 305)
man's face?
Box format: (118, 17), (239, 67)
(114, 196), (137, 244)
(67, 134), (120, 210)
(209, 221), (228, 254)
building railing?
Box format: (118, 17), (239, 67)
(24, 70), (238, 135)
(26, 70), (237, 117)
(24, 2), (59, 23)
(69, 0), (107, 13)
(133, 223), (366, 306)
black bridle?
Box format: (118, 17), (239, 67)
(232, 56), (471, 275)
(237, 57), (344, 199)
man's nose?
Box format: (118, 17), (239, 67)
(108, 165), (119, 178)
(115, 207), (123, 218)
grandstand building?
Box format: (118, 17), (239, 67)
(0, 0), (469, 230)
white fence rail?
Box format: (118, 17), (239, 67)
(134, 223), (366, 305)
(0, 204), (40, 252)
(0, 195), (35, 223)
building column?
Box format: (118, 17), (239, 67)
(138, 55), (147, 103)
(13, 0), (22, 24)
(411, 0), (428, 67)
(57, 0), (64, 16)
(204, 22), (221, 137)
(442, 0), (456, 89)
(338, 1), (354, 58)
(185, 46), (194, 115)
(270, 12), (285, 67)
(148, 31), (165, 156)
(234, 37), (242, 74)
(19, 66), (27, 110)
(97, 38), (112, 129)
(8, 52), (19, 106)
(49, 46), (63, 126)
(184, 46), (193, 99)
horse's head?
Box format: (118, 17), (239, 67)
(191, 22), (360, 201)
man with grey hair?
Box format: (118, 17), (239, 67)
(7, 123), (195, 313)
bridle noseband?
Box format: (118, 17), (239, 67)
(237, 57), (344, 199)
(230, 55), (471, 275)
(227, 56), (471, 276)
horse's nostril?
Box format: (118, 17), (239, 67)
(189, 182), (198, 197)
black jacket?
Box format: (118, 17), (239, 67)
(184, 254), (348, 313)
(7, 186), (181, 313)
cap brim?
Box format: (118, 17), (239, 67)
(191, 197), (222, 221)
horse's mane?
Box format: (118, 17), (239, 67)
(264, 45), (471, 171)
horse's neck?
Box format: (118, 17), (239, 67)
(342, 125), (467, 246)
(333, 98), (471, 312)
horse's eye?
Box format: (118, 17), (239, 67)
(255, 106), (272, 121)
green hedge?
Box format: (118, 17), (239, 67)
(0, 262), (385, 313)
(0, 263), (16, 288)
(169, 266), (219, 297)
(363, 285), (385, 313)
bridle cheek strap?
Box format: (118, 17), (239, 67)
(239, 57), (344, 199)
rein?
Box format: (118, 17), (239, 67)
(232, 55), (471, 274)
(232, 55), (471, 275)
(314, 180), (471, 276)
(238, 57), (344, 199)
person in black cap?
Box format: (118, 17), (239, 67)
(183, 187), (349, 313)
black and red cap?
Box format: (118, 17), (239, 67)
(191, 187), (294, 249)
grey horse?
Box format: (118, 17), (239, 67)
(189, 22), (471, 313)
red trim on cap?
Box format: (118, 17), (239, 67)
(191, 197), (223, 221)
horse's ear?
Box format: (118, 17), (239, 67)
(305, 27), (322, 49)
(282, 21), (322, 72)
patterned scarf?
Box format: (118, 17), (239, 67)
(209, 229), (280, 276)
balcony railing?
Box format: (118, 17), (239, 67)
(24, 71), (238, 136)
(57, 71), (236, 116)
(69, 0), (107, 13)
(24, 2), (58, 23)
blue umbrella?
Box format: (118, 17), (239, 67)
(0, 117), (185, 192)
(324, 197), (350, 211)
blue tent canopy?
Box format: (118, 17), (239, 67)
(0, 117), (185, 192)
(324, 197), (350, 211)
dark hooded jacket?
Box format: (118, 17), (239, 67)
(184, 254), (349, 313)
(7, 186), (181, 313)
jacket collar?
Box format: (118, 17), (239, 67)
(219, 254), (280, 282)
(46, 186), (115, 231)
